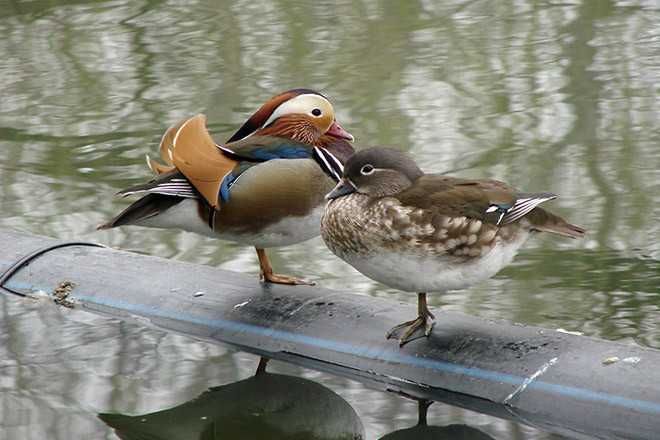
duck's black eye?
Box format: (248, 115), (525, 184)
(360, 164), (375, 175)
(311, 108), (322, 117)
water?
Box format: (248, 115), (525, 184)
(1, 0), (660, 438)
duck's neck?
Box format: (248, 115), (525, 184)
(317, 135), (355, 164)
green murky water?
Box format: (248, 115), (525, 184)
(2, 1), (660, 438)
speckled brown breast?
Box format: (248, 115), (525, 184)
(321, 193), (527, 261)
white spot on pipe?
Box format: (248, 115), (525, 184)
(233, 300), (250, 309)
(602, 356), (619, 365)
(504, 357), (558, 405)
(556, 328), (583, 336)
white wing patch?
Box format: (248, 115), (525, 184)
(499, 193), (557, 225)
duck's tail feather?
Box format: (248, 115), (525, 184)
(527, 208), (586, 239)
(97, 194), (183, 230)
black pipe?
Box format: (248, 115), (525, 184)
(1, 229), (658, 440)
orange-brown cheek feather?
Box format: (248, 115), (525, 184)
(258, 116), (321, 145)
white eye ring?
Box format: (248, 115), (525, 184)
(360, 164), (375, 175)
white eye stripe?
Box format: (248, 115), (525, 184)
(262, 94), (331, 128)
(360, 164), (375, 175)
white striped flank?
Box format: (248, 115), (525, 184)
(118, 179), (198, 199)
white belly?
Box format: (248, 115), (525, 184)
(138, 198), (323, 248)
(216, 205), (324, 248)
(341, 232), (529, 293)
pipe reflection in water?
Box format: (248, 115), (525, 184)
(99, 371), (365, 440)
(379, 401), (495, 440)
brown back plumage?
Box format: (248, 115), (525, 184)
(397, 175), (584, 238)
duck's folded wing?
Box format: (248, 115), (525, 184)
(169, 114), (239, 209)
(220, 135), (315, 161)
(222, 135), (345, 182)
(150, 115), (326, 210)
(395, 175), (510, 222)
(398, 175), (559, 226)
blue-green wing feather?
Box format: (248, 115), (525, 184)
(219, 135), (315, 162)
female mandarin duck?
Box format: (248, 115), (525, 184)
(99, 89), (353, 285)
(319, 147), (585, 346)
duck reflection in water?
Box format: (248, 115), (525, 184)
(100, 361), (495, 440)
(99, 362), (364, 440)
(379, 401), (495, 440)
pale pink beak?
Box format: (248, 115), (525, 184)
(326, 120), (354, 141)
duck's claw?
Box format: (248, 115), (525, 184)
(260, 271), (315, 286)
(256, 247), (315, 286)
(386, 292), (435, 346)
(386, 314), (435, 346)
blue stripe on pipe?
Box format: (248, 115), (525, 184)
(4, 280), (660, 415)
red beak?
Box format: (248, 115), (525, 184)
(326, 120), (354, 142)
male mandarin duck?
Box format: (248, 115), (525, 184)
(99, 89), (354, 285)
(318, 147), (585, 346)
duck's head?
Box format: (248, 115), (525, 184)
(227, 88), (353, 144)
(324, 147), (423, 199)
